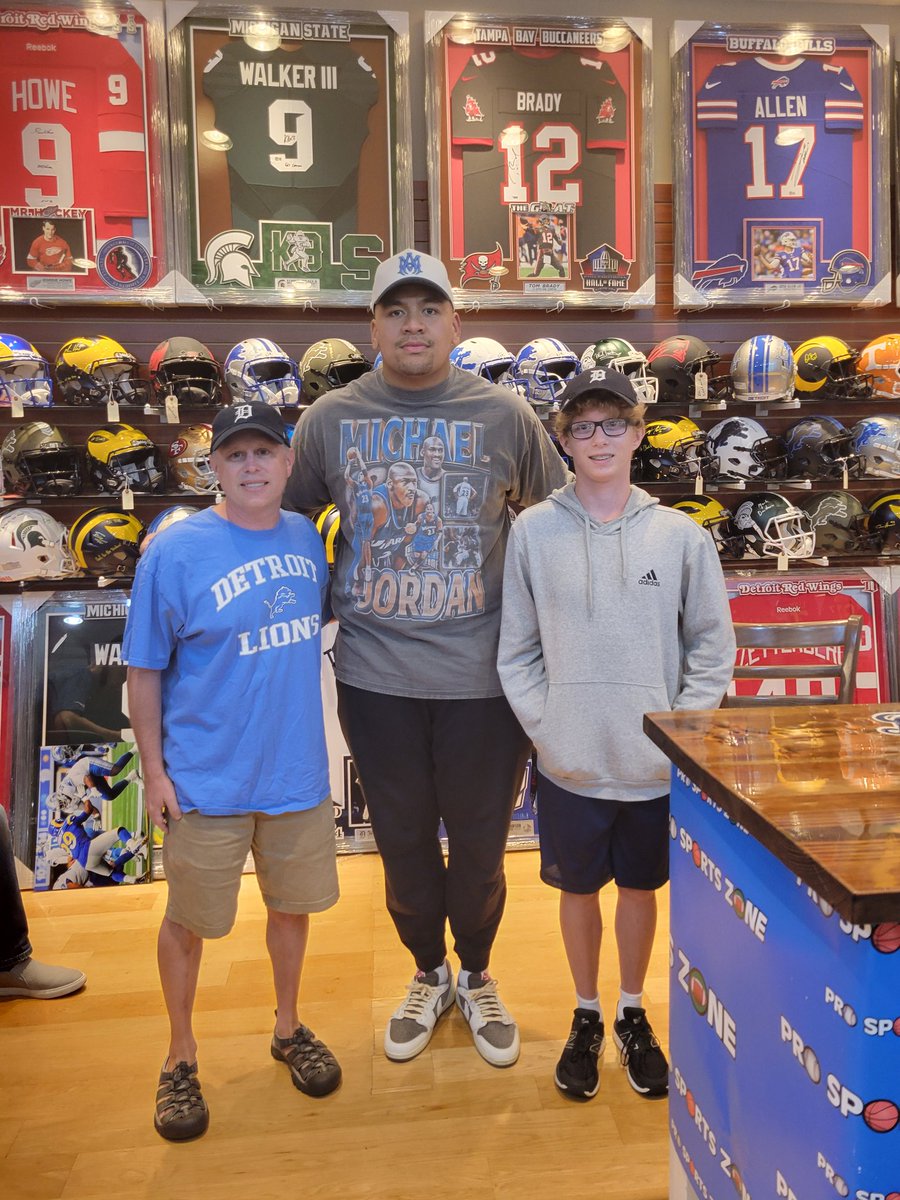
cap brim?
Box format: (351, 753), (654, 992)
(371, 279), (454, 310)
(210, 423), (290, 452)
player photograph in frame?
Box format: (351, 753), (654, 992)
(673, 21), (890, 308)
(0, 0), (172, 300)
(426, 11), (655, 309)
(170, 5), (413, 304)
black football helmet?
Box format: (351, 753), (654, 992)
(783, 416), (861, 481)
(647, 336), (720, 403)
(149, 338), (222, 407)
(799, 492), (875, 556)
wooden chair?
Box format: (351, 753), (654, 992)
(724, 616), (863, 708)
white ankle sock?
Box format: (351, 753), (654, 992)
(576, 993), (602, 1020)
(425, 960), (449, 984)
(617, 989), (643, 1021)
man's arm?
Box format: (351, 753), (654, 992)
(126, 667), (182, 831)
(284, 407), (332, 513)
(510, 405), (571, 507)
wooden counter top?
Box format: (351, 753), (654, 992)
(644, 704), (900, 924)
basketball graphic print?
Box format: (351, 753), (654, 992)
(862, 1098), (900, 1133)
(871, 922), (900, 954)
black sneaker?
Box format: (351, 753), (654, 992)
(154, 1060), (209, 1141)
(271, 1024), (342, 1097)
(554, 1008), (605, 1100)
(613, 1006), (668, 1098)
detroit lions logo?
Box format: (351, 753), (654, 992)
(265, 586), (296, 617)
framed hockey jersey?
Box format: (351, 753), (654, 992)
(425, 12), (654, 309)
(169, 5), (412, 305)
(0, 1), (174, 302)
(673, 21), (890, 309)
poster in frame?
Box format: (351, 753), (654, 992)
(168, 4), (413, 306)
(0, 0), (175, 303)
(425, 12), (654, 310)
(673, 21), (891, 310)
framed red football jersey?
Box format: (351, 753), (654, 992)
(673, 21), (890, 309)
(0, 1), (173, 301)
(168, 4), (413, 306)
(426, 12), (655, 309)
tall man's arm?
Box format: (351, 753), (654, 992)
(126, 667), (182, 831)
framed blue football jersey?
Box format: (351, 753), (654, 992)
(426, 12), (655, 309)
(672, 22), (890, 309)
(168, 5), (413, 305)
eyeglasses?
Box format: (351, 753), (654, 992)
(568, 417), (637, 439)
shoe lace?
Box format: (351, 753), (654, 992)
(159, 1062), (203, 1118)
(567, 1017), (600, 1060)
(284, 1025), (335, 1071)
(618, 1013), (659, 1066)
(465, 977), (512, 1025)
(396, 976), (441, 1020)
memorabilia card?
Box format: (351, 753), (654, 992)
(41, 605), (129, 747)
(425, 12), (654, 309)
(673, 22), (890, 309)
(33, 741), (149, 890)
(169, 5), (412, 305)
(0, 1), (174, 301)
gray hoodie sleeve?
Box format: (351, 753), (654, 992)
(497, 521), (548, 738)
(675, 533), (737, 711)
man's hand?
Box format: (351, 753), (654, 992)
(145, 770), (182, 832)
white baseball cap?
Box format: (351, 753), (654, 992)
(371, 250), (454, 309)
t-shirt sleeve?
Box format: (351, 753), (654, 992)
(122, 548), (177, 670)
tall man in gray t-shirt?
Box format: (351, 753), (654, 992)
(286, 249), (567, 1067)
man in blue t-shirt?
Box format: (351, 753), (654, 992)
(124, 401), (339, 1144)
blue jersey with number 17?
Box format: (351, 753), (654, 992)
(696, 56), (864, 265)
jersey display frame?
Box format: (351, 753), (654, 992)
(168, 4), (413, 306)
(673, 21), (891, 310)
(0, 0), (174, 302)
(425, 12), (655, 310)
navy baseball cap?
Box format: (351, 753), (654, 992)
(371, 249), (455, 309)
(211, 401), (292, 451)
(558, 368), (639, 411)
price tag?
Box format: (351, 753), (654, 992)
(164, 394), (180, 424)
(11, 397), (24, 419)
(842, 465), (849, 490)
(122, 486), (134, 511)
(106, 399), (120, 423)
(694, 472), (703, 496)
(693, 371), (708, 401)
(777, 553), (789, 573)
(215, 491), (225, 505)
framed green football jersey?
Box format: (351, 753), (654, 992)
(169, 5), (412, 305)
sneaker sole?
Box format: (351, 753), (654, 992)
(612, 1030), (668, 1098)
(270, 1043), (343, 1097)
(384, 984), (456, 1062)
(0, 975), (86, 1000)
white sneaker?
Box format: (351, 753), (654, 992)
(456, 972), (520, 1067)
(384, 964), (455, 1061)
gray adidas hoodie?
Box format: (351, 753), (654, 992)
(498, 482), (735, 800)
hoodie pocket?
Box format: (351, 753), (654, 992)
(534, 680), (671, 790)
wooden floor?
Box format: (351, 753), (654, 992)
(0, 850), (670, 1200)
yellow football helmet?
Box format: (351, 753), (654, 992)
(794, 335), (870, 399)
(86, 423), (165, 493)
(55, 335), (149, 406)
(314, 504), (341, 566)
(670, 494), (744, 557)
(69, 507), (145, 576)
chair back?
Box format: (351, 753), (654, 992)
(725, 616), (863, 707)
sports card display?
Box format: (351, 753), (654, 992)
(33, 741), (149, 889)
(42, 606), (129, 747)
(673, 21), (890, 308)
(0, 1), (173, 301)
(425, 13), (654, 309)
(170, 5), (412, 305)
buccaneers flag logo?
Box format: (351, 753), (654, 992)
(459, 243), (506, 288)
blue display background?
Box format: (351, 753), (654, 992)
(669, 767), (900, 1200)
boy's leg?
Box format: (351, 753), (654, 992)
(559, 890), (603, 1000)
(615, 887), (657, 995)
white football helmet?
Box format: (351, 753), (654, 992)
(513, 338), (581, 404)
(0, 508), (78, 581)
(224, 338), (301, 407)
(450, 338), (516, 384)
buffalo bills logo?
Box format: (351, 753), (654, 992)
(691, 254), (748, 291)
(771, 76), (790, 89)
(463, 94), (484, 121)
(264, 586), (296, 618)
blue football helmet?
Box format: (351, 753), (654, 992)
(512, 338), (581, 404)
(450, 338), (516, 384)
(224, 339), (301, 407)
(821, 249), (871, 293)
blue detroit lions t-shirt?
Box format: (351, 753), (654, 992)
(123, 507), (329, 815)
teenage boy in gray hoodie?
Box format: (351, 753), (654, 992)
(498, 368), (735, 1101)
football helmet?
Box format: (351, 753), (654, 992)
(793, 336), (870, 399)
(580, 337), (658, 404)
(730, 334), (796, 403)
(647, 336), (719, 403)
(799, 491), (875, 556)
(670, 494), (745, 558)
(85, 424), (165, 493)
(512, 338), (581, 404)
(706, 416), (786, 481)
(167, 425), (217, 494)
(732, 493), (815, 559)
(856, 335), (900, 400)
(1, 421), (83, 495)
(143, 505), (201, 542)
(0, 508), (78, 581)
(779, 231), (798, 249)
(821, 249), (872, 293)
(852, 416), (900, 479)
(449, 337), (516, 384)
(0, 333), (53, 407)
(55, 335), (149, 406)
(300, 338), (371, 401)
(224, 338), (301, 407)
(634, 415), (715, 481)
(314, 504), (341, 566)
(868, 493), (900, 553)
(783, 416), (860, 481)
(69, 507), (145, 576)
(149, 337), (222, 407)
